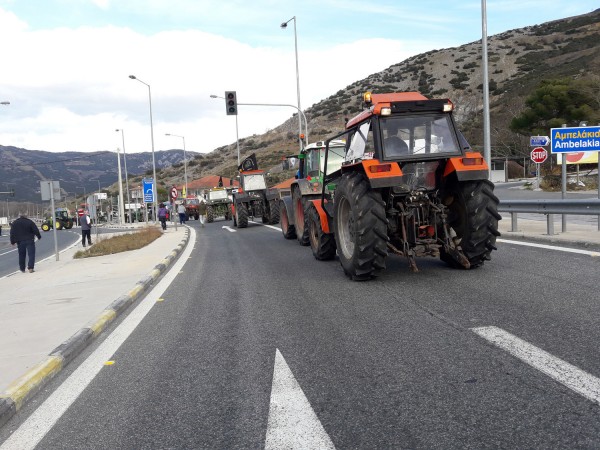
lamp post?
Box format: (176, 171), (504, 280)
(280, 16), (303, 154)
(481, 0), (491, 179)
(165, 133), (188, 196)
(129, 74), (158, 221)
(115, 129), (132, 223)
(115, 147), (125, 225)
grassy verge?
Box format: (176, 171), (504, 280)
(74, 227), (163, 259)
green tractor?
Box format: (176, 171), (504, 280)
(41, 208), (75, 231)
(206, 187), (233, 223)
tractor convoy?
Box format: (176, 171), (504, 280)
(190, 91), (500, 281)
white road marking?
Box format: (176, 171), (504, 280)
(0, 228), (197, 450)
(221, 226), (237, 232)
(265, 349), (335, 450)
(249, 220), (280, 232)
(472, 326), (600, 405)
(497, 238), (600, 256)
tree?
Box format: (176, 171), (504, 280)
(509, 77), (600, 136)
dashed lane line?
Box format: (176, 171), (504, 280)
(472, 326), (600, 406)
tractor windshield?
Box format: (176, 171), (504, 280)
(209, 190), (228, 201)
(381, 114), (461, 159)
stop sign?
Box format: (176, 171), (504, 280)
(530, 147), (548, 164)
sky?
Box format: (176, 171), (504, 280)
(0, 0), (598, 156)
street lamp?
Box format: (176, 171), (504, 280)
(280, 16), (303, 153)
(115, 129), (132, 223)
(165, 133), (188, 196)
(129, 74), (158, 221)
(0, 101), (9, 105)
(481, 0), (491, 178)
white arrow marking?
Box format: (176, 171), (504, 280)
(222, 226), (236, 232)
(265, 349), (335, 449)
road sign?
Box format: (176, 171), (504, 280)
(551, 126), (600, 153)
(170, 186), (178, 201)
(530, 136), (550, 147)
(531, 147), (548, 164)
(142, 178), (155, 203)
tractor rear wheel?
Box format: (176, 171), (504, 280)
(308, 204), (336, 260)
(280, 201), (296, 239)
(237, 203), (249, 228)
(440, 180), (501, 269)
(269, 199), (280, 225)
(292, 186), (309, 246)
(333, 172), (388, 281)
(207, 206), (214, 223)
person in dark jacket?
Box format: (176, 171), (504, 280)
(80, 210), (92, 247)
(10, 212), (42, 273)
(158, 203), (168, 230)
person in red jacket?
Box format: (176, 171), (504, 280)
(9, 212), (42, 273)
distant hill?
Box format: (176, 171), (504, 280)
(3, 9), (599, 202)
(0, 146), (194, 202)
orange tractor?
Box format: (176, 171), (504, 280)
(306, 92), (501, 280)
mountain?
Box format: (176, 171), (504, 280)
(3, 9), (599, 203)
(0, 146), (194, 203)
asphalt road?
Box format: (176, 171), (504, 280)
(2, 217), (599, 449)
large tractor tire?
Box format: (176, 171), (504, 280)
(41, 223), (50, 232)
(333, 172), (388, 281)
(269, 199), (280, 225)
(440, 179), (501, 269)
(292, 186), (309, 246)
(280, 201), (296, 239)
(55, 221), (63, 230)
(308, 204), (336, 261)
(207, 206), (215, 223)
(236, 203), (249, 228)
(65, 221), (73, 229)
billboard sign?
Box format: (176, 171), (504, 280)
(551, 126), (600, 153)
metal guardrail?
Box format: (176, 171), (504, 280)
(498, 199), (600, 235)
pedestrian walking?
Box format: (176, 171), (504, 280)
(198, 199), (207, 228)
(9, 212), (41, 273)
(158, 203), (168, 230)
(80, 210), (93, 247)
(177, 203), (186, 225)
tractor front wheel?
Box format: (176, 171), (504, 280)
(207, 206), (215, 223)
(333, 172), (388, 281)
(236, 203), (249, 228)
(41, 223), (50, 232)
(308, 204), (336, 260)
(280, 201), (296, 239)
(55, 221), (63, 230)
(292, 186), (309, 246)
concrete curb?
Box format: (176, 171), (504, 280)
(0, 229), (190, 428)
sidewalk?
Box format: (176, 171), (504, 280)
(0, 224), (190, 427)
(498, 214), (600, 250)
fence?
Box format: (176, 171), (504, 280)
(498, 199), (600, 235)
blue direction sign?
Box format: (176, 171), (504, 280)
(142, 178), (155, 203)
(551, 126), (600, 153)
(530, 135), (550, 147)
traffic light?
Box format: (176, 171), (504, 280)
(225, 91), (237, 116)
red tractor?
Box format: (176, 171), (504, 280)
(306, 91), (501, 280)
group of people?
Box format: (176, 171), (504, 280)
(8, 200), (209, 274)
(158, 201), (207, 230)
(8, 210), (93, 274)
